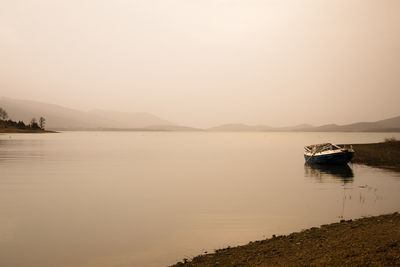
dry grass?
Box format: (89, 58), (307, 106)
(350, 140), (400, 170)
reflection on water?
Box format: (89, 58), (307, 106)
(304, 163), (355, 219)
(304, 163), (354, 183)
(1, 132), (400, 267)
(0, 139), (44, 163)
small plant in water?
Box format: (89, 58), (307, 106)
(384, 137), (398, 143)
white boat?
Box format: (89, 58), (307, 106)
(304, 143), (354, 165)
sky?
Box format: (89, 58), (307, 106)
(0, 0), (399, 127)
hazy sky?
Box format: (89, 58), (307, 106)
(1, 0), (399, 127)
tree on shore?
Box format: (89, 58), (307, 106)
(0, 107), (8, 120)
(0, 109), (46, 131)
(17, 121), (26, 129)
(39, 117), (46, 130)
(30, 118), (40, 129)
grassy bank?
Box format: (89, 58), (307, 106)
(171, 212), (400, 266)
(350, 139), (400, 171)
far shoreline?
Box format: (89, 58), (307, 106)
(0, 128), (57, 133)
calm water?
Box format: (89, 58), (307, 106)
(1, 132), (400, 267)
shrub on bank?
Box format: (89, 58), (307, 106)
(0, 107), (46, 130)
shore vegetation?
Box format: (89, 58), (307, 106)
(350, 138), (400, 171)
(0, 106), (50, 133)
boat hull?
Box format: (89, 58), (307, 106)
(304, 150), (354, 165)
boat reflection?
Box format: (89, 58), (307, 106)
(304, 163), (354, 183)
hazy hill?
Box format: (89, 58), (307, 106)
(94, 125), (203, 132)
(209, 116), (400, 132)
(306, 116), (400, 132)
(276, 124), (315, 131)
(208, 124), (274, 132)
(143, 125), (202, 131)
(1, 97), (399, 132)
(0, 97), (173, 130)
(208, 123), (316, 132)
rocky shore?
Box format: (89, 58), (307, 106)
(171, 213), (400, 266)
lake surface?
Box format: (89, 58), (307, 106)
(1, 132), (400, 267)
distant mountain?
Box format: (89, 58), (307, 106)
(1, 97), (399, 132)
(276, 123), (315, 131)
(208, 123), (274, 132)
(304, 116), (400, 132)
(143, 125), (203, 131)
(95, 125), (203, 132)
(208, 123), (316, 132)
(209, 116), (400, 132)
(0, 97), (173, 130)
